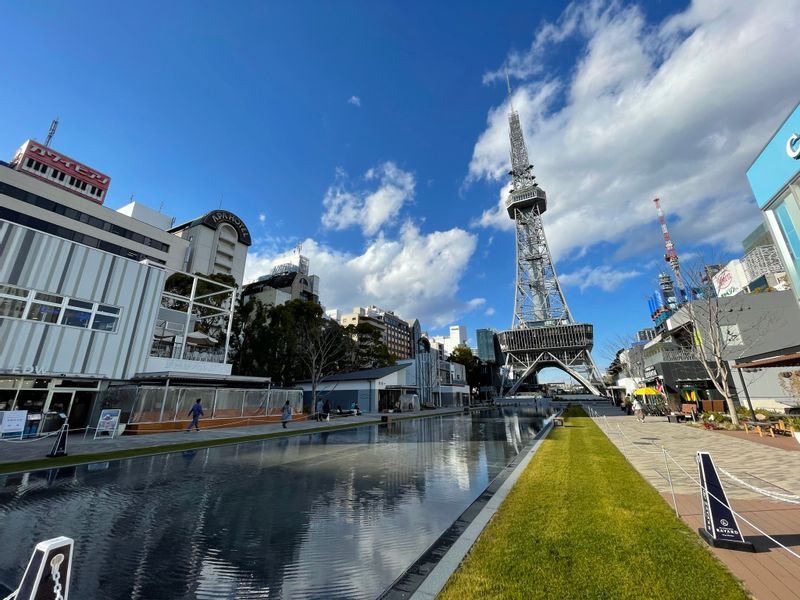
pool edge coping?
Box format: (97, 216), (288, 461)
(407, 417), (556, 600)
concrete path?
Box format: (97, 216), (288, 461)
(587, 403), (800, 600)
(0, 407), (467, 468)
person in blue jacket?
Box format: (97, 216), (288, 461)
(186, 398), (204, 432)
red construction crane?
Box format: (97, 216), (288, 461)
(653, 197), (687, 303)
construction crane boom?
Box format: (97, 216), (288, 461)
(653, 197), (687, 303)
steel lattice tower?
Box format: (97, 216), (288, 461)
(498, 80), (604, 396)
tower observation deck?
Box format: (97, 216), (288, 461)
(497, 82), (603, 396)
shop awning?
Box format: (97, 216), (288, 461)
(633, 387), (660, 396)
(733, 352), (800, 369)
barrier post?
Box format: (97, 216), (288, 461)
(663, 447), (679, 517)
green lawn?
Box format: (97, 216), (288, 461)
(438, 406), (749, 600)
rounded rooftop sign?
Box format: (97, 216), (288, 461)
(200, 210), (252, 245)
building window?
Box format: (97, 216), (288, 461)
(0, 283), (121, 333)
(27, 302), (61, 323)
(91, 310), (119, 332)
(0, 297), (26, 318)
(62, 307), (92, 328)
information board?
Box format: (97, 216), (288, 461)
(0, 410), (28, 438)
(94, 409), (121, 439)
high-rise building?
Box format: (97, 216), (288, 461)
(746, 101), (800, 308)
(1, 135), (256, 435)
(476, 328), (500, 363)
(241, 254), (320, 307)
(430, 324), (468, 357)
(339, 305), (413, 359)
(170, 210), (252, 287)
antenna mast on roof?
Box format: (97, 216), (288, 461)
(44, 118), (59, 147)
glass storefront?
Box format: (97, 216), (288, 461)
(769, 183), (800, 295)
(0, 377), (101, 436)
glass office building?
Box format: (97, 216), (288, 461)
(747, 101), (800, 306)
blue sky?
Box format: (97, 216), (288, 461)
(2, 1), (798, 377)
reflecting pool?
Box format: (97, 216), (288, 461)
(0, 407), (548, 599)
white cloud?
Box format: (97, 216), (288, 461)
(245, 222), (481, 327)
(485, 307), (496, 316)
(560, 265), (641, 292)
(258, 213), (266, 223)
(470, 0), (800, 262)
(348, 95), (362, 107)
(321, 162), (415, 236)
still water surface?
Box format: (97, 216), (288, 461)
(0, 408), (546, 599)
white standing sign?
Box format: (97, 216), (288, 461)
(0, 410), (28, 439)
(94, 409), (121, 439)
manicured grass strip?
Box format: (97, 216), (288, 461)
(438, 406), (749, 600)
(0, 409), (465, 475)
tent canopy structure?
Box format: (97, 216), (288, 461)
(186, 331), (218, 346)
(633, 387), (660, 396)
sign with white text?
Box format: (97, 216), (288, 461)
(0, 410), (28, 437)
(94, 409), (121, 439)
(697, 451), (754, 551)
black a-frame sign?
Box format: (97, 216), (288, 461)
(696, 451), (755, 552)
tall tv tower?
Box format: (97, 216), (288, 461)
(653, 197), (687, 303)
(497, 76), (603, 396)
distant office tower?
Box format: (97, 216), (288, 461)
(340, 305), (413, 359)
(476, 328), (500, 363)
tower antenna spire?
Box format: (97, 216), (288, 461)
(505, 69), (515, 112)
(44, 118), (59, 147)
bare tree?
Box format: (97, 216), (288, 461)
(297, 320), (349, 410)
(678, 261), (774, 426)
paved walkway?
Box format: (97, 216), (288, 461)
(588, 404), (800, 600)
(0, 407), (467, 468)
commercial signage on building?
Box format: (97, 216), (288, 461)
(11, 140), (111, 204)
(788, 133), (800, 160)
(746, 101), (800, 208)
(200, 210), (252, 245)
(712, 260), (748, 298)
(0, 410), (28, 438)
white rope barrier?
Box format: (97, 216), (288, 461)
(719, 469), (800, 505)
(661, 450), (800, 560)
(588, 406), (800, 562)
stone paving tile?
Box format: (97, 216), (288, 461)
(0, 408), (466, 467)
(587, 404), (800, 600)
(590, 405), (800, 500)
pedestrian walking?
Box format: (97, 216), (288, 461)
(315, 398), (324, 422)
(186, 398), (204, 432)
(281, 400), (292, 429)
(632, 397), (645, 423)
(323, 398), (331, 421)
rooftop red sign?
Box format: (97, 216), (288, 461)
(11, 140), (111, 204)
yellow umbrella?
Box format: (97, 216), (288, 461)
(633, 387), (660, 396)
